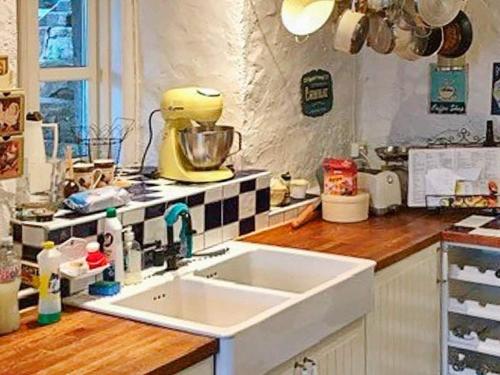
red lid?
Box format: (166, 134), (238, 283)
(323, 158), (357, 172)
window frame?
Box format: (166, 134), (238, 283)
(18, 0), (141, 165)
(17, 0), (108, 144)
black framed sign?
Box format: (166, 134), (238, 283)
(491, 63), (500, 115)
(301, 69), (333, 118)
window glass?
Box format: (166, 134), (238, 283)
(40, 80), (89, 157)
(38, 0), (88, 68)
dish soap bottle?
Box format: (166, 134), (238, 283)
(0, 237), (21, 335)
(124, 227), (142, 285)
(103, 208), (124, 283)
(37, 241), (62, 325)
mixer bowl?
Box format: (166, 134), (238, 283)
(178, 126), (242, 170)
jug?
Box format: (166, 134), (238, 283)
(24, 114), (59, 193)
(0, 237), (21, 335)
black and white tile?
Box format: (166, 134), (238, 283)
(13, 170), (272, 286)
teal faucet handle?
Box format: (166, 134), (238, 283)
(164, 203), (193, 258)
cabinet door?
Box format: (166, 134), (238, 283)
(365, 244), (441, 375)
(267, 319), (366, 375)
(177, 357), (214, 375)
(304, 319), (366, 375)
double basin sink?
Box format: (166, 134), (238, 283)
(65, 241), (375, 374)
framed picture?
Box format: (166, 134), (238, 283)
(0, 137), (24, 180)
(0, 56), (8, 76)
(429, 64), (468, 115)
(491, 63), (500, 115)
(0, 90), (25, 137)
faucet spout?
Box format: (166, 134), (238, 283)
(159, 203), (194, 273)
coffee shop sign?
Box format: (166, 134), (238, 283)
(301, 69), (333, 118)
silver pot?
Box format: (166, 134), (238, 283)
(178, 126), (242, 170)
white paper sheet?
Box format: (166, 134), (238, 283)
(408, 147), (500, 207)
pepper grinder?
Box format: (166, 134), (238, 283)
(483, 120), (497, 147)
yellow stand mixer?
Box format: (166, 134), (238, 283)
(159, 87), (241, 183)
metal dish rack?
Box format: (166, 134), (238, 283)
(426, 194), (500, 212)
(442, 241), (500, 374)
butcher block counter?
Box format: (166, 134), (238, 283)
(0, 307), (218, 375)
(245, 209), (470, 271)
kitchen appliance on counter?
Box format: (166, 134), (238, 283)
(357, 146), (409, 215)
(359, 169), (402, 215)
(159, 87), (242, 183)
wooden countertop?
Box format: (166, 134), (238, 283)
(245, 209), (469, 271)
(0, 307), (218, 375)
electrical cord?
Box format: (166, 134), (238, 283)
(140, 109), (162, 175)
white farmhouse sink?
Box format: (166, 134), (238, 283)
(194, 248), (358, 293)
(65, 241), (375, 375)
(114, 277), (289, 328)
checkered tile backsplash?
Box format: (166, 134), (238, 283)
(447, 215), (500, 238)
(12, 171), (271, 282)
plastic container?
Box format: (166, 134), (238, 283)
(0, 237), (21, 335)
(103, 208), (124, 283)
(322, 158), (358, 196)
(124, 227), (143, 286)
(322, 192), (369, 223)
(86, 242), (108, 270)
(37, 241), (62, 325)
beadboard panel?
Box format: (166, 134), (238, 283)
(267, 319), (366, 375)
(366, 244), (441, 375)
(309, 319), (366, 375)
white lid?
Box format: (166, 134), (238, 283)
(322, 191), (370, 203)
(86, 242), (100, 253)
(124, 227), (135, 242)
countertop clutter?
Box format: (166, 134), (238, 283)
(0, 307), (218, 375)
(0, 208), (474, 375)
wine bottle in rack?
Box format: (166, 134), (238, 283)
(451, 353), (467, 372)
(452, 325), (472, 339)
(476, 363), (491, 375)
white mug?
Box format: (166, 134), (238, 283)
(290, 179), (309, 199)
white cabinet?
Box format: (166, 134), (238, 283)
(267, 319), (366, 375)
(365, 243), (441, 375)
(178, 357), (214, 375)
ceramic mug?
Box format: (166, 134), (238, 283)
(290, 179), (309, 199)
(93, 159), (116, 185)
(73, 163), (103, 190)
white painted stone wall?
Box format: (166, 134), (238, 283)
(356, 1), (500, 156)
(138, 0), (356, 180)
(242, 0), (355, 178)
(0, 0), (17, 78)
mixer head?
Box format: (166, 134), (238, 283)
(160, 87), (223, 127)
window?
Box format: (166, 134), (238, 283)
(18, 0), (140, 164)
(18, 0), (102, 157)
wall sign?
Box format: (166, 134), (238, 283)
(491, 63), (500, 115)
(301, 69), (333, 118)
(429, 64), (468, 115)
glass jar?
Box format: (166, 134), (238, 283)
(0, 237), (21, 335)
